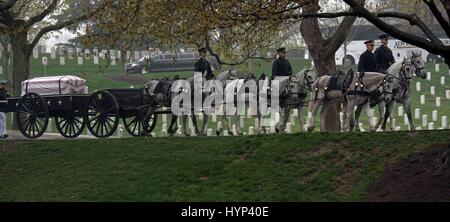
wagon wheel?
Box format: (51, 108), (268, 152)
(55, 110), (86, 138)
(16, 93), (49, 139)
(85, 91), (119, 138)
(122, 113), (158, 137)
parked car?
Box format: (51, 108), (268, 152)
(125, 53), (198, 74)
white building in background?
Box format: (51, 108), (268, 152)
(335, 38), (450, 66)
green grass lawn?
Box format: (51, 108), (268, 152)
(0, 130), (449, 201)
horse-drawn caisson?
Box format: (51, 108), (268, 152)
(0, 75), (160, 139)
(0, 50), (428, 139)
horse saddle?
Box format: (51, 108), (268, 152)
(325, 70), (352, 93)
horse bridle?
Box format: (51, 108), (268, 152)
(287, 69), (314, 93)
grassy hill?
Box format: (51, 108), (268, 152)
(0, 130), (449, 201)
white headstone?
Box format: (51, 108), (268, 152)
(392, 118), (396, 128)
(162, 123), (168, 135)
(78, 57), (83, 65)
(59, 57), (65, 65)
(428, 122), (434, 130)
(50, 47), (56, 59)
(415, 108), (420, 119)
(432, 110), (438, 122)
(33, 49), (39, 59)
(436, 97), (441, 107)
(435, 63), (440, 72)
(420, 95), (425, 105)
(212, 114), (216, 122)
(442, 116), (448, 129)
(93, 56), (99, 65)
(47, 118), (52, 132)
(117, 51), (121, 59)
(134, 51), (140, 60)
(207, 128), (213, 136)
(217, 121), (223, 130)
(441, 76), (446, 85)
(427, 72), (431, 81)
(398, 106), (404, 117)
(286, 123), (292, 134)
(293, 109), (299, 117)
(117, 125), (123, 138)
(254, 118), (259, 129)
(249, 126), (254, 135)
(422, 114), (428, 127)
(416, 82), (421, 92)
(232, 124), (238, 136)
(99, 52), (104, 59)
(240, 116), (245, 128)
(404, 114), (409, 126)
(270, 120), (276, 133)
(275, 112), (280, 123)
(430, 86), (435, 96)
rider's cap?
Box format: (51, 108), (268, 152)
(276, 47), (286, 53)
(379, 34), (389, 40)
(364, 40), (374, 45)
(198, 47), (207, 53)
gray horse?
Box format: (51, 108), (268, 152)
(382, 52), (427, 131)
(307, 70), (386, 132)
(275, 68), (317, 133)
(342, 71), (395, 132)
(144, 72), (209, 136)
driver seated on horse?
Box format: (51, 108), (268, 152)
(194, 47), (214, 80)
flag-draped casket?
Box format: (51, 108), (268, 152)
(21, 76), (87, 96)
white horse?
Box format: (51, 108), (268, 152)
(275, 68), (317, 133)
(382, 51), (427, 131)
(342, 71), (395, 132)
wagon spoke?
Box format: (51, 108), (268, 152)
(74, 118), (83, 125)
(105, 118), (113, 132)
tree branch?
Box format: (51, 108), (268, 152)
(342, 0), (450, 56)
(25, 0), (58, 27)
(29, 13), (89, 49)
(377, 11), (441, 43)
(423, 0), (450, 38)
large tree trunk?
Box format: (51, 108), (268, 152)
(10, 30), (31, 96)
(300, 0), (359, 132)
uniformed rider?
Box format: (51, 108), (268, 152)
(194, 47), (214, 80)
(374, 34), (396, 73)
(358, 40), (377, 73)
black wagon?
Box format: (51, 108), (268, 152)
(0, 80), (160, 139)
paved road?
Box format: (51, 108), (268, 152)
(1, 130), (98, 141)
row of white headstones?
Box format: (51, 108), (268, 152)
(0, 48), (157, 73)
